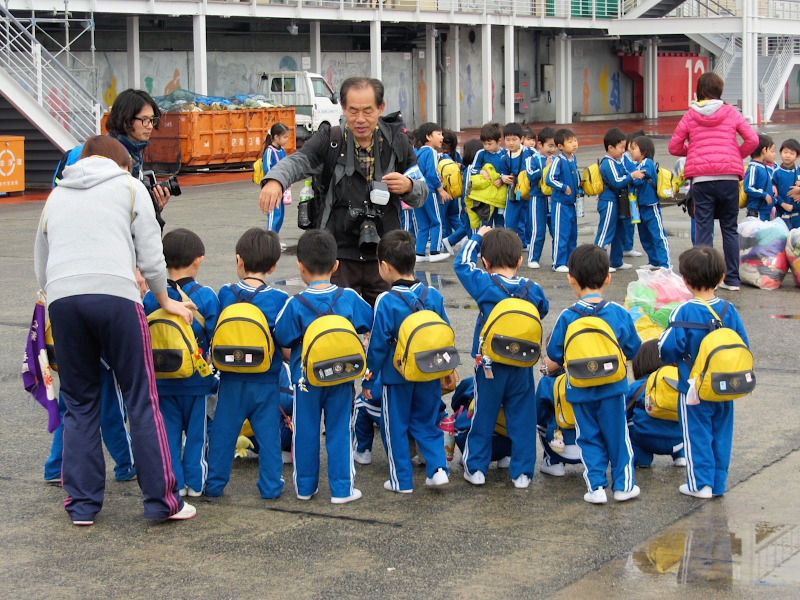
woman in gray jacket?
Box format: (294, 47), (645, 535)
(34, 136), (195, 525)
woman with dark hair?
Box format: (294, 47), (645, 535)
(668, 72), (759, 291)
(35, 135), (196, 525)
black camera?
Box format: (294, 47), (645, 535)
(142, 170), (182, 202)
(345, 205), (383, 253)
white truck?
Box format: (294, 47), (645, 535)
(258, 71), (343, 146)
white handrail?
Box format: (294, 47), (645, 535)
(0, 5), (99, 141)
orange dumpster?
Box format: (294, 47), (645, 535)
(0, 136), (25, 194)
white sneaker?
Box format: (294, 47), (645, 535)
(187, 487), (203, 498)
(179, 487), (188, 497)
(527, 261), (541, 269)
(496, 456), (511, 469)
(463, 470), (486, 485)
(539, 462), (566, 477)
(554, 265), (569, 273)
(673, 457), (687, 467)
(718, 282), (740, 291)
(442, 238), (455, 256)
(614, 485), (641, 502)
(616, 262), (633, 270)
(608, 267), (616, 273)
(280, 242), (287, 251)
(72, 519), (94, 526)
(639, 264), (656, 270)
(296, 488), (319, 501)
(331, 488), (362, 504)
(282, 450), (292, 464)
(353, 449), (372, 465)
(679, 483), (712, 498)
(425, 468), (450, 487)
(168, 502), (196, 520)
(415, 254), (429, 263)
(429, 252), (451, 263)
(411, 451), (426, 466)
(384, 480), (413, 494)
(624, 250), (643, 257)
(584, 488), (608, 504)
(513, 474), (531, 489)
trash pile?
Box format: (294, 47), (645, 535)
(625, 268), (692, 341)
(784, 227), (800, 287)
(737, 217), (789, 290)
(153, 89), (278, 112)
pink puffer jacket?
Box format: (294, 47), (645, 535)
(668, 101), (759, 180)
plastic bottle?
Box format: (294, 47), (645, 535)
(576, 187), (585, 218)
(438, 414), (456, 462)
(629, 192), (641, 224)
(297, 180), (313, 229)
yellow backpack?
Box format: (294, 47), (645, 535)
(738, 180), (748, 208)
(654, 163), (674, 200)
(582, 160), (604, 197)
(44, 320), (57, 371)
(212, 283), (275, 373)
(539, 163), (553, 196)
(553, 373), (574, 429)
(391, 287), (461, 382)
(515, 170), (531, 199)
(479, 277), (543, 367)
(644, 366), (680, 421)
(148, 284), (207, 379)
(252, 157), (265, 185)
(669, 299), (755, 401)
(564, 301), (627, 388)
(437, 158), (463, 199)
(294, 288), (366, 387)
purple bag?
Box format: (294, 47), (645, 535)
(22, 300), (60, 432)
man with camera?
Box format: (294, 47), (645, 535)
(258, 77), (427, 305)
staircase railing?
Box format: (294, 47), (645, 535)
(759, 36), (795, 122)
(713, 34), (740, 78)
(0, 5), (99, 142)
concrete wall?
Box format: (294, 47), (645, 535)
(71, 35), (634, 131)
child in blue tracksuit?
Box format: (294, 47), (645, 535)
(744, 134), (776, 221)
(629, 136), (671, 269)
(445, 139), (484, 249)
(143, 229), (220, 497)
(659, 246), (749, 499)
(274, 229), (373, 504)
(261, 123), (291, 233)
(501, 123), (531, 248)
(353, 374), (383, 464)
(545, 244), (642, 503)
(452, 377), (512, 466)
(455, 227), (549, 488)
(546, 128), (580, 272)
(206, 228), (290, 500)
(594, 128), (644, 272)
(773, 138), (800, 229)
(526, 127), (557, 269)
(626, 340), (685, 468)
(412, 123), (450, 262)
(469, 122), (510, 227)
(441, 129), (465, 247)
(363, 230), (452, 493)
(535, 370), (582, 477)
(621, 134), (643, 258)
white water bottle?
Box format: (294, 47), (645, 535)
(576, 196), (585, 218)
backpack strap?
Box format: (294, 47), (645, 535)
(667, 298), (728, 331)
(389, 285), (428, 312)
(626, 380), (648, 412)
(568, 300), (607, 317)
(293, 286), (344, 317)
(490, 275), (532, 300)
(231, 281), (267, 304)
(169, 280), (206, 328)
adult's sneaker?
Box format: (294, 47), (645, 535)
(168, 502), (196, 520)
(718, 282), (740, 291)
(72, 519), (94, 526)
(425, 468), (450, 487)
(616, 262), (633, 270)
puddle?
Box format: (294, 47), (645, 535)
(626, 519), (800, 586)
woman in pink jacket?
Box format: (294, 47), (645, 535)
(668, 72), (758, 290)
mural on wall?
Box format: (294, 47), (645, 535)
(144, 76), (154, 95)
(398, 70), (409, 118)
(583, 68), (590, 115)
(279, 56), (298, 71)
(462, 64), (475, 125)
(48, 86), (70, 130)
(610, 72), (621, 112)
(104, 76), (118, 107)
(598, 64), (609, 113)
(419, 68), (427, 122)
(164, 69), (182, 95)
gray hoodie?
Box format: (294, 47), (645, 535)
(34, 156), (167, 306)
(689, 98), (724, 116)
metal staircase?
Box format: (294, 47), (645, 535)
(0, 5), (100, 157)
(621, 0), (688, 19)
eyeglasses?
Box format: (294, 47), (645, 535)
(133, 116), (159, 127)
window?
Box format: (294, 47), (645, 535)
(311, 77), (334, 98)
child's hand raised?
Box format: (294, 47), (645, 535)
(500, 174), (514, 185)
(631, 170), (645, 180)
(477, 225), (492, 236)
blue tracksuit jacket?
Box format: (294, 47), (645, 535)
(744, 160), (773, 217)
(546, 153), (579, 205)
(773, 164), (800, 221)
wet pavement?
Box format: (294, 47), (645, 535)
(1, 132), (799, 599)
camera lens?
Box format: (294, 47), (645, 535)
(358, 219), (381, 253)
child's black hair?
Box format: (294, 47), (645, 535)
(751, 133), (775, 159)
(567, 244), (610, 289)
(554, 128), (576, 148)
(625, 130), (644, 149)
(537, 127), (556, 144)
(377, 229), (416, 276)
(481, 228), (522, 270)
(462, 139), (484, 167)
(265, 122), (291, 148)
(633, 135), (655, 160)
(236, 227), (281, 273)
(162, 228), (205, 270)
(415, 122), (443, 146)
(442, 129), (458, 153)
(479, 122), (503, 142)
(503, 122), (524, 139)
(297, 229), (337, 275)
(780, 138), (800, 155)
(603, 127), (626, 151)
(522, 126), (535, 140)
(632, 339), (664, 381)
(678, 246), (725, 291)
